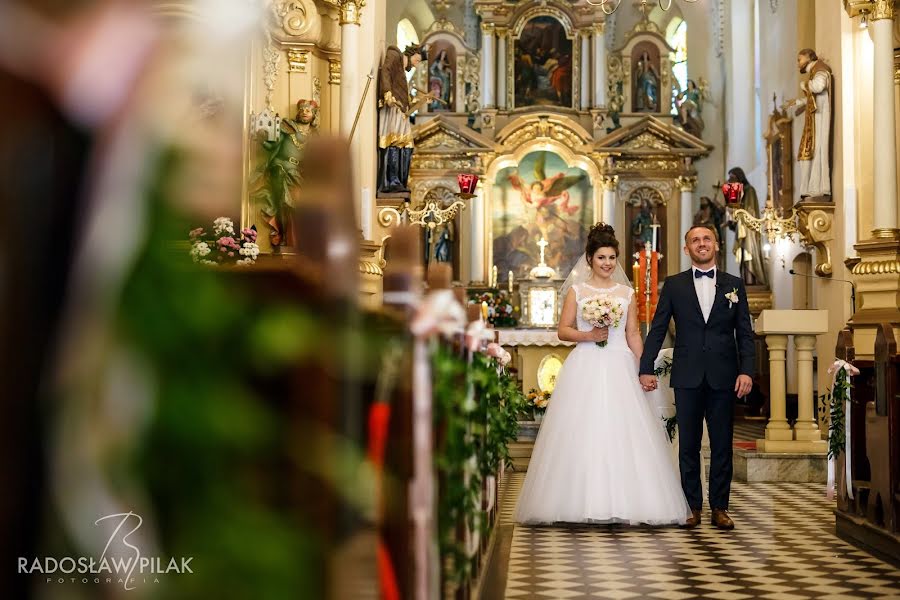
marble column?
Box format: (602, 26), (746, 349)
(496, 29), (507, 110)
(758, 334), (793, 450)
(470, 184), (486, 284)
(872, 2), (899, 233)
(580, 30), (590, 110)
(339, 0), (363, 231)
(793, 334), (824, 442)
(600, 175), (618, 227)
(480, 23), (495, 109)
(593, 24), (607, 108)
(676, 176), (697, 270)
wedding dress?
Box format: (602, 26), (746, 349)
(515, 281), (691, 526)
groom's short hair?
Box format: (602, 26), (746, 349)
(684, 224), (719, 244)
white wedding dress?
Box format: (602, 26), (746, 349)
(515, 282), (691, 526)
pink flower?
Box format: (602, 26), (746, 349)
(241, 227), (258, 242)
(217, 236), (239, 251)
(228, 252), (235, 257)
(189, 227), (204, 239)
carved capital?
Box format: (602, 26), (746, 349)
(795, 200), (835, 277)
(481, 22), (495, 35)
(328, 58), (341, 84)
(843, 0), (877, 18)
(675, 175), (698, 192)
(339, 0), (365, 26)
(287, 48), (310, 73)
(599, 175), (619, 192)
(872, 0), (895, 20)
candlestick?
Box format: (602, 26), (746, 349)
(508, 271), (514, 294)
(492, 265), (498, 289)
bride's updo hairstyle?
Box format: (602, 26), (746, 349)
(585, 222), (619, 265)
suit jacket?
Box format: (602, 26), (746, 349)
(639, 269), (755, 390)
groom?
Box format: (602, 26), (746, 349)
(639, 225), (755, 530)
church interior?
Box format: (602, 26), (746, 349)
(3, 0), (900, 598)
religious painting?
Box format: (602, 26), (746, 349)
(427, 42), (455, 112)
(626, 187), (668, 279)
(514, 16), (573, 108)
(765, 99), (793, 211)
(492, 151), (592, 282)
(631, 42), (661, 113)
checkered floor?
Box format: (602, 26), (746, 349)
(499, 473), (900, 599)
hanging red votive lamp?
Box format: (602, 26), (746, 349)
(457, 173), (479, 199)
(722, 182), (744, 207)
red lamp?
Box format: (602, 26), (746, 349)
(457, 173), (479, 199)
(722, 182), (744, 207)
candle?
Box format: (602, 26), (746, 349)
(632, 260), (640, 291)
(492, 265), (498, 288)
(508, 271), (514, 293)
(481, 300), (489, 320)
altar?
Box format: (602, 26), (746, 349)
(497, 329), (574, 397)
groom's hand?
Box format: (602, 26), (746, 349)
(639, 374), (657, 392)
(735, 374), (753, 398)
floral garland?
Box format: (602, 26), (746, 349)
(653, 357), (677, 442)
(468, 289), (518, 328)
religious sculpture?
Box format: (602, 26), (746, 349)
(693, 195), (726, 269)
(631, 198), (656, 253)
(676, 79), (704, 138)
(378, 43), (426, 196)
(249, 99), (319, 248)
(425, 217), (455, 266)
(788, 48), (832, 198)
(635, 51), (660, 112)
(726, 167), (769, 287)
(428, 49), (453, 111)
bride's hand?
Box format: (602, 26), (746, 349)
(588, 327), (609, 343)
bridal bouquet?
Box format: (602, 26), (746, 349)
(581, 295), (625, 347)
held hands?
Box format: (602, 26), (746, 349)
(639, 374), (658, 392)
(588, 326), (609, 343)
(734, 374), (753, 398)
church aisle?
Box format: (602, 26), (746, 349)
(493, 473), (900, 599)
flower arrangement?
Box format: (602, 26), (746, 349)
(190, 217), (260, 266)
(469, 289), (518, 328)
(526, 388), (551, 415)
(581, 294), (625, 347)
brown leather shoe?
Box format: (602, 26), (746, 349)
(682, 509), (702, 529)
(711, 508), (734, 530)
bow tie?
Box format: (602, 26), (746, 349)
(694, 269), (715, 279)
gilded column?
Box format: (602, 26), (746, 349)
(580, 30), (591, 110)
(470, 182), (486, 284)
(480, 23), (496, 108)
(593, 23), (607, 108)
(757, 334), (793, 451)
(496, 28), (507, 110)
(600, 175), (619, 228)
(676, 176), (697, 271)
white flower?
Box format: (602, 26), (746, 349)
(725, 288), (739, 307)
(213, 217), (235, 236)
(190, 241), (211, 261)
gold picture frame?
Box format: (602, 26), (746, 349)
(764, 96), (793, 212)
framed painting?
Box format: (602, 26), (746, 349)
(764, 97), (793, 211)
(492, 150), (592, 282)
(513, 16), (573, 109)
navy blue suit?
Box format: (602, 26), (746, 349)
(639, 268), (755, 510)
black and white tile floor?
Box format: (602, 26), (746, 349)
(499, 473), (900, 599)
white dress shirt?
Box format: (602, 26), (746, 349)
(693, 265), (716, 323)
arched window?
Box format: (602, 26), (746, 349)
(666, 17), (687, 115)
(396, 19), (419, 83)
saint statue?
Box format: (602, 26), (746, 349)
(428, 49), (452, 111)
(693, 195), (726, 269)
(631, 198), (656, 252)
(378, 44), (426, 196)
(676, 79), (704, 138)
(726, 167), (769, 287)
(425, 217), (455, 266)
(635, 51), (660, 112)
(249, 99), (319, 248)
(789, 48), (832, 198)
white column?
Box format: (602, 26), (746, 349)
(496, 30), (507, 110)
(872, 4), (899, 231)
(580, 30), (590, 110)
(677, 176), (697, 270)
(480, 24), (496, 109)
(593, 24), (607, 108)
(601, 176), (618, 226)
(470, 185), (486, 283)
(339, 1), (363, 230)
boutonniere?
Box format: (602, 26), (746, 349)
(725, 288), (739, 308)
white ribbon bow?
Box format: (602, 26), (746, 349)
(826, 359), (860, 500)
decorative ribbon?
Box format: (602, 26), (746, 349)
(410, 290), (466, 339)
(826, 359), (860, 501)
(465, 318), (495, 353)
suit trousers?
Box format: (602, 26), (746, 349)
(674, 378), (735, 510)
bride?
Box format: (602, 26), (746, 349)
(515, 223), (690, 526)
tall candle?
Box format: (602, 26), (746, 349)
(492, 265), (498, 288)
(508, 271), (514, 293)
(632, 260), (640, 291)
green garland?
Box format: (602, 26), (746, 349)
(818, 368), (850, 460)
(432, 344), (525, 586)
(653, 357), (677, 442)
